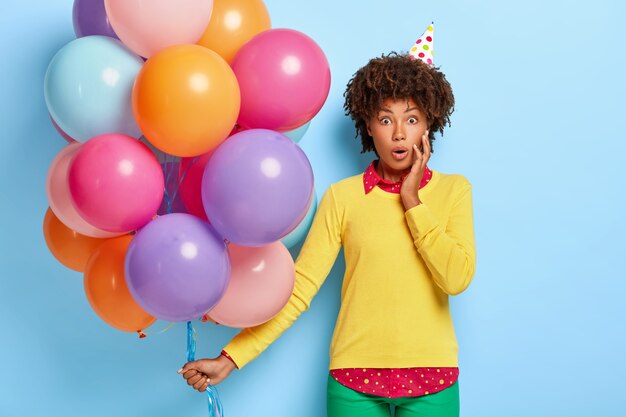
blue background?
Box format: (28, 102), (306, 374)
(1, 0), (625, 416)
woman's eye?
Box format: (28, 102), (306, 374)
(408, 117), (418, 124)
(380, 118), (391, 125)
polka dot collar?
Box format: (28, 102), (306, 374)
(363, 160), (433, 195)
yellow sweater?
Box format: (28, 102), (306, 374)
(223, 170), (476, 370)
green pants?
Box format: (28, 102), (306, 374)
(327, 373), (460, 417)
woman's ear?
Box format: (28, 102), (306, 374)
(366, 121), (372, 136)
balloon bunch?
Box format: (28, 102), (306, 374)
(43, 0), (330, 342)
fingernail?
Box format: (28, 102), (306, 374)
(177, 368), (183, 374)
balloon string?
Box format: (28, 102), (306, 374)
(186, 321), (196, 362)
(161, 153), (182, 214)
(162, 153), (172, 214)
(187, 321), (224, 417)
(165, 154), (176, 199)
(171, 156), (197, 205)
(136, 322), (175, 338)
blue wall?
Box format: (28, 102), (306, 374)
(1, 1), (625, 416)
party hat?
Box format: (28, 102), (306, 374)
(409, 22), (434, 65)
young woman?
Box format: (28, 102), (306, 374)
(179, 52), (476, 417)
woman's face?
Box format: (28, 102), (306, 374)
(367, 97), (429, 171)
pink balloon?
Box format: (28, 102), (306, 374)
(46, 143), (123, 238)
(208, 242), (295, 328)
(232, 29), (331, 131)
(104, 0), (213, 58)
(68, 133), (164, 233)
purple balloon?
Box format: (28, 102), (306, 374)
(125, 213), (231, 322)
(202, 129), (314, 246)
(73, 0), (118, 39)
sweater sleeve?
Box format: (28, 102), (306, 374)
(404, 179), (476, 296)
(221, 185), (343, 369)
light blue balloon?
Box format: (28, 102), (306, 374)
(281, 189), (318, 249)
(283, 121), (311, 143)
(44, 35), (143, 142)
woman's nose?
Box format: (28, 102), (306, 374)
(393, 126), (405, 141)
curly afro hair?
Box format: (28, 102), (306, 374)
(343, 52), (455, 155)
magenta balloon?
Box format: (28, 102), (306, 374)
(73, 0), (118, 39)
(202, 129), (314, 246)
(178, 152), (213, 220)
(68, 133), (164, 233)
(46, 142), (123, 238)
(125, 213), (231, 322)
(232, 29), (331, 131)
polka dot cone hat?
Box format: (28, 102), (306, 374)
(409, 22), (434, 65)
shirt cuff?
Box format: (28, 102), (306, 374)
(221, 349), (239, 369)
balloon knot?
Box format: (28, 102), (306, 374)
(137, 330), (147, 338)
(201, 314), (210, 322)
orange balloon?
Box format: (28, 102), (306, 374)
(133, 44), (241, 157)
(84, 235), (156, 332)
(197, 0), (271, 64)
(43, 207), (105, 272)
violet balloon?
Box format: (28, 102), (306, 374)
(202, 129), (314, 246)
(73, 0), (118, 39)
(125, 213), (231, 322)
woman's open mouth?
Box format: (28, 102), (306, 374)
(392, 148), (409, 160)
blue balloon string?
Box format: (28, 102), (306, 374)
(186, 321), (224, 417)
(186, 321), (196, 363)
(171, 156), (197, 205)
(162, 153), (172, 214)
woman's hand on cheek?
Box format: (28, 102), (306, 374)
(400, 130), (430, 210)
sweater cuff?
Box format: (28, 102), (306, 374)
(220, 349), (239, 369)
(404, 203), (439, 244)
(222, 336), (256, 370)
